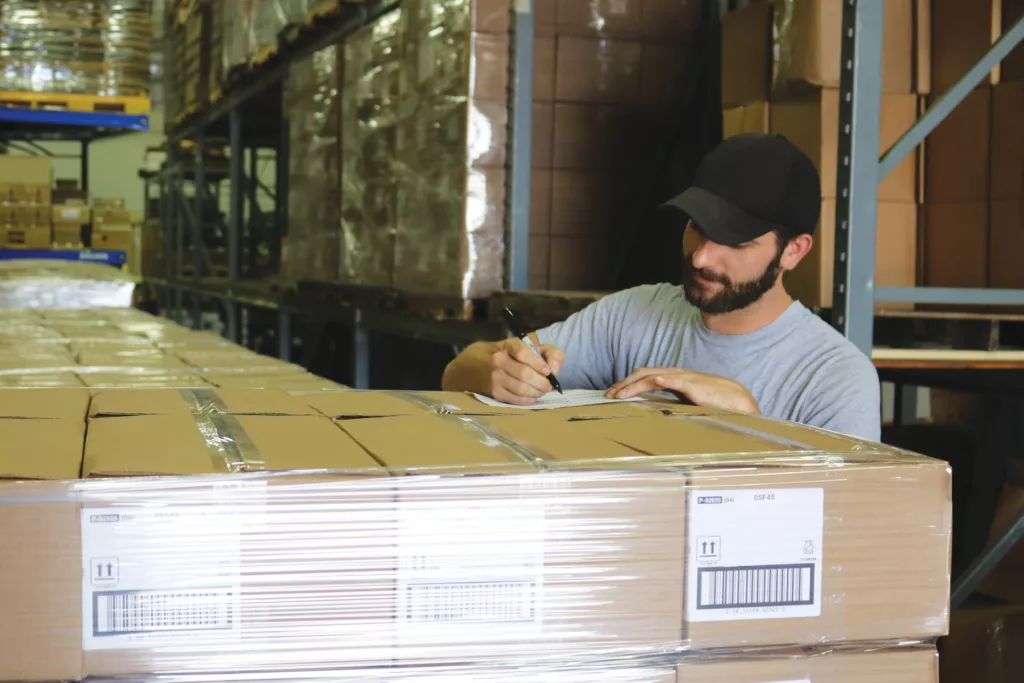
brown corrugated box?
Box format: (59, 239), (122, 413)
(3, 225), (52, 248)
(555, 36), (643, 103)
(93, 223), (134, 252)
(787, 200), (918, 310)
(926, 87), (991, 203)
(721, 0), (773, 107)
(680, 646), (938, 683)
(52, 203), (92, 224)
(923, 203), (989, 288)
(930, 0), (1001, 95)
(772, 0), (921, 95)
(723, 101), (770, 138)
(771, 90), (919, 202)
(942, 606), (1024, 683)
(0, 389), (951, 679)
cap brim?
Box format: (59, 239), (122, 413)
(660, 187), (779, 247)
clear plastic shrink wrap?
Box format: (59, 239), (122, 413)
(0, 0), (153, 96)
(0, 388), (950, 680)
(84, 643), (940, 683)
(0, 260), (138, 309)
(0, 307), (343, 389)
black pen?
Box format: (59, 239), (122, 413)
(501, 306), (563, 394)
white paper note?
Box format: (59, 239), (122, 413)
(471, 389), (643, 410)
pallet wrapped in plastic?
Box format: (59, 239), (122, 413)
(0, 0), (153, 96)
(0, 388), (951, 680)
(221, 0), (309, 75)
(0, 306), (343, 389)
(286, 44), (342, 282)
(0, 260), (137, 309)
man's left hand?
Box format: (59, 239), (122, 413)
(605, 367), (760, 414)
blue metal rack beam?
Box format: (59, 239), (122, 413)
(0, 249), (126, 265)
(0, 107), (149, 132)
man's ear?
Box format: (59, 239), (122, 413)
(780, 234), (813, 272)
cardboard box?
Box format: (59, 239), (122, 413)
(53, 223), (85, 247)
(550, 170), (628, 239)
(0, 389), (952, 680)
(931, 0), (1001, 95)
(92, 197), (126, 209)
(52, 203), (91, 224)
(772, 0), (919, 95)
(531, 169), (552, 237)
(1003, 0), (1024, 82)
(991, 81), (1024, 200)
(533, 102), (554, 168)
(942, 607), (1024, 683)
(785, 200), (918, 310)
(529, 234), (551, 289)
(925, 88), (991, 203)
(990, 200), (1024, 289)
(680, 646), (938, 683)
(549, 234), (615, 290)
(771, 90), (918, 202)
(556, 0), (642, 38)
(93, 223), (133, 252)
(553, 104), (638, 169)
(922, 202), (988, 288)
(723, 101), (770, 138)
(534, 35), (556, 101)
(0, 155), (53, 188)
(93, 208), (132, 225)
(640, 0), (702, 41)
(3, 225), (52, 249)
(555, 36), (642, 103)
(721, 0), (772, 107)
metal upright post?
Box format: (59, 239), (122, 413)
(229, 110), (243, 282)
(275, 116), (289, 274)
(80, 141), (89, 192)
(278, 311), (292, 362)
(505, 0), (534, 291)
(831, 0), (885, 357)
(352, 313), (370, 389)
(194, 136), (206, 278)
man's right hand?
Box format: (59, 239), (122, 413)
(488, 338), (565, 406)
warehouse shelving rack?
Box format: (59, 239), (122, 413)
(154, 0), (543, 381)
(836, 1), (1024, 611)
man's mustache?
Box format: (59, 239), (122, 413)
(684, 259), (731, 286)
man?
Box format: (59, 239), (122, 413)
(442, 133), (881, 440)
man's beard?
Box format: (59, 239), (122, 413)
(681, 249), (784, 314)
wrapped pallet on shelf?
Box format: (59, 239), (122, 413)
(0, 0), (152, 98)
(0, 387), (950, 680)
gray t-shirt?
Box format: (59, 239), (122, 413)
(535, 284), (881, 440)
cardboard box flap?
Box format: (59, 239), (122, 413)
(306, 391), (432, 419)
(84, 414), (224, 476)
(477, 415), (642, 462)
(0, 420), (84, 479)
(233, 415), (383, 471)
(0, 387), (90, 420)
(89, 388), (316, 417)
(569, 416), (799, 458)
(339, 415), (537, 473)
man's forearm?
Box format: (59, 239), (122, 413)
(441, 341), (502, 394)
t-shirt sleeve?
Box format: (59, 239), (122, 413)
(799, 354), (882, 441)
(534, 287), (647, 390)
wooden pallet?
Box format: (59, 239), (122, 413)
(0, 91), (150, 115)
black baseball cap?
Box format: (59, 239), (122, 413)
(661, 133), (822, 246)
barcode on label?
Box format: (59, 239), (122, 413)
(697, 564), (814, 610)
(93, 589), (234, 636)
(403, 581), (538, 622)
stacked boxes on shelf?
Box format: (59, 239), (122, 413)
(92, 197), (134, 256)
(0, 386), (950, 681)
(721, 0), (928, 310)
(52, 179), (90, 248)
(0, 156), (53, 249)
(286, 0), (702, 297)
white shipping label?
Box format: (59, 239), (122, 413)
(396, 494), (546, 640)
(686, 488), (824, 622)
(81, 505), (244, 650)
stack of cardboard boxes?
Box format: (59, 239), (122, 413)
(0, 386), (950, 681)
(52, 179), (90, 248)
(721, 0), (928, 310)
(286, 0), (702, 297)
(923, 0), (1024, 291)
(0, 155), (53, 249)
(91, 197), (134, 254)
